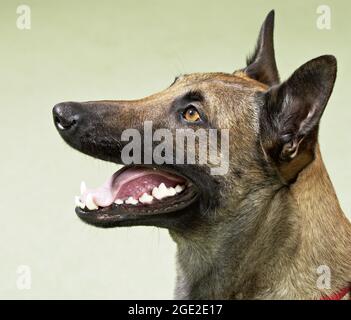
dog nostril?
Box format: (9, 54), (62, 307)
(54, 115), (77, 130)
(53, 104), (79, 131)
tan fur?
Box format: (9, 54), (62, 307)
(116, 72), (351, 298)
(55, 67), (351, 300)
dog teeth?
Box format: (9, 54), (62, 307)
(175, 185), (185, 193)
(82, 183), (188, 208)
(152, 183), (180, 200)
(125, 197), (138, 205)
(139, 193), (153, 204)
(86, 194), (98, 210)
(152, 186), (160, 199)
(152, 185), (165, 200)
(167, 187), (177, 196)
(80, 181), (87, 195)
(76, 183), (187, 209)
(75, 196), (85, 209)
(158, 183), (168, 197)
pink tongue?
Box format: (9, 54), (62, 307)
(80, 167), (185, 207)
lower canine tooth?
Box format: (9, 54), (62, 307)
(125, 197), (138, 205)
(114, 199), (124, 205)
(75, 196), (85, 209)
(139, 193), (153, 204)
(86, 194), (98, 210)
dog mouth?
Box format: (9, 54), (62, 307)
(75, 165), (199, 228)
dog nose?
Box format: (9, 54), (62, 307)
(53, 102), (80, 131)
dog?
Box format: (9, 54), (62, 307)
(53, 10), (351, 299)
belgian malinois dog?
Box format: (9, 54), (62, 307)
(53, 11), (351, 299)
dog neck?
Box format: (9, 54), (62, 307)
(171, 146), (351, 299)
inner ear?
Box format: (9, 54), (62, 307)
(243, 10), (280, 87)
(260, 55), (337, 183)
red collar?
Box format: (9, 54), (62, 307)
(320, 286), (351, 300)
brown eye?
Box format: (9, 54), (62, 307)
(183, 106), (201, 122)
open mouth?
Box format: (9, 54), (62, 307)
(75, 165), (199, 227)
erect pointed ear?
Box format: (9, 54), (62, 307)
(244, 10), (280, 86)
(260, 55), (337, 183)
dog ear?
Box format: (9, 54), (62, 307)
(260, 55), (337, 183)
(244, 10), (280, 87)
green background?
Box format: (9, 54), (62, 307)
(0, 0), (350, 299)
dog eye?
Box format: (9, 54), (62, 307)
(182, 105), (201, 122)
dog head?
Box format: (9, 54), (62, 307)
(53, 11), (336, 233)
